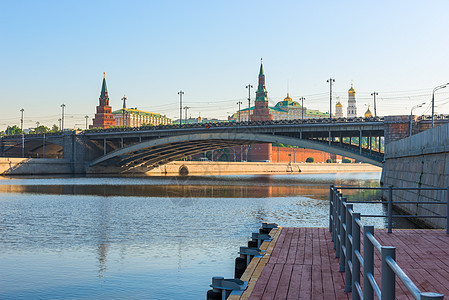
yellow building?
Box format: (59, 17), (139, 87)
(112, 108), (172, 127)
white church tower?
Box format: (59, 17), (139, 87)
(347, 81), (357, 118)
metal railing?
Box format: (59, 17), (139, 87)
(329, 185), (446, 299)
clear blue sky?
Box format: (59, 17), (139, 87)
(1, 0), (448, 130)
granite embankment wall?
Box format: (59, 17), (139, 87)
(0, 158), (72, 175)
(0, 157), (380, 176)
(382, 123), (449, 228)
(146, 161), (380, 175)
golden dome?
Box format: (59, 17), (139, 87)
(336, 101), (343, 107)
(348, 81), (355, 94)
(364, 106), (373, 118)
(283, 93), (293, 102)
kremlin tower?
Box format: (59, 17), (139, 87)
(347, 81), (357, 118)
(250, 59), (273, 122)
(91, 73), (115, 129)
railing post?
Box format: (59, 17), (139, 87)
(352, 212), (361, 300)
(339, 198), (347, 272)
(335, 193), (341, 255)
(345, 204), (353, 292)
(388, 185), (393, 233)
(329, 185), (334, 233)
(363, 226), (374, 300)
(446, 187), (449, 235)
(381, 246), (396, 299)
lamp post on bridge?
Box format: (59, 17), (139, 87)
(432, 83), (449, 128)
(410, 102), (425, 137)
(20, 108), (24, 158)
(300, 97), (305, 121)
(371, 92), (378, 117)
(327, 78), (335, 120)
(60, 104), (66, 132)
(237, 101), (242, 123)
(184, 106), (191, 123)
(245, 84), (253, 122)
(178, 90), (184, 128)
(121, 95), (127, 128)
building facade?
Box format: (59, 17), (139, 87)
(112, 108), (172, 127)
(230, 94), (329, 122)
(347, 82), (357, 118)
(91, 73), (115, 129)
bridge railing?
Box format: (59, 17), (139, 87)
(329, 185), (447, 299)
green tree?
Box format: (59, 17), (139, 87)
(342, 158), (352, 163)
(5, 125), (22, 135)
(326, 158), (333, 163)
(306, 157), (314, 163)
(51, 124), (59, 132)
(35, 125), (50, 134)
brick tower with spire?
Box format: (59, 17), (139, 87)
(91, 72), (115, 128)
(251, 59), (273, 122)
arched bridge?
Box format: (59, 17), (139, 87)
(84, 118), (385, 172)
(4, 115), (442, 173)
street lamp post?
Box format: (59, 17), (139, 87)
(121, 95), (127, 128)
(178, 91), (184, 128)
(20, 108), (24, 157)
(300, 97), (305, 121)
(61, 104), (66, 132)
(371, 92), (378, 117)
(184, 106), (191, 123)
(237, 101), (242, 123)
(432, 83), (449, 128)
(410, 102), (425, 136)
(327, 78), (335, 120)
(246, 84), (253, 122)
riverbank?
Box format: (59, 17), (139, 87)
(147, 161), (381, 176)
(0, 157), (381, 176)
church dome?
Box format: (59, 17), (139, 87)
(275, 93), (301, 107)
(348, 82), (356, 94)
(364, 106), (373, 118)
(336, 101), (343, 107)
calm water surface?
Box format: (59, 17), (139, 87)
(0, 172), (389, 299)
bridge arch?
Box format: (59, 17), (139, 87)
(89, 132), (382, 172)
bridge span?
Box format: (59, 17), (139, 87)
(0, 115), (445, 174)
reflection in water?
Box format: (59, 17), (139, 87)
(0, 172), (384, 299)
(0, 173), (380, 199)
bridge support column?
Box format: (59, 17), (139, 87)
(43, 134), (46, 158)
(359, 130), (362, 154)
(103, 138), (106, 155)
(328, 131), (331, 146)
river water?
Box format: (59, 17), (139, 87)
(0, 172), (396, 299)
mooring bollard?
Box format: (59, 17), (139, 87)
(207, 276), (247, 300)
(260, 222), (278, 234)
(251, 232), (272, 248)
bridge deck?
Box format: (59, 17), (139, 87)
(229, 227), (449, 299)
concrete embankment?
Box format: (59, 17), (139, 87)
(382, 122), (449, 229)
(146, 161), (381, 176)
(0, 157), (381, 176)
(0, 158), (72, 175)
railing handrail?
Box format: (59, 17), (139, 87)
(329, 185), (445, 299)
